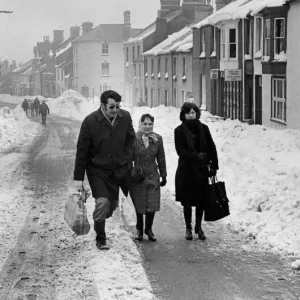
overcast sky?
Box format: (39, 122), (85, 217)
(0, 0), (160, 63)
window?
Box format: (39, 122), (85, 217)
(151, 58), (154, 75)
(144, 58), (148, 74)
(264, 19), (271, 56)
(255, 18), (263, 53)
(274, 18), (285, 55)
(246, 20), (253, 56)
(206, 0), (212, 4)
(134, 64), (136, 77)
(139, 64), (141, 77)
(158, 58), (161, 73)
(229, 28), (237, 59)
(221, 28), (225, 59)
(182, 90), (185, 103)
(173, 88), (177, 106)
(212, 27), (217, 55)
(102, 42), (109, 54)
(137, 45), (140, 57)
(101, 61), (109, 75)
(151, 88), (154, 107)
(272, 78), (286, 122)
(158, 88), (161, 104)
(165, 58), (168, 73)
(182, 57), (186, 76)
(145, 87), (148, 104)
(132, 46), (135, 60)
(164, 89), (168, 106)
(173, 57), (177, 74)
(201, 30), (206, 55)
(126, 47), (129, 62)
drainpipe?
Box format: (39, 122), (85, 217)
(242, 19), (245, 121)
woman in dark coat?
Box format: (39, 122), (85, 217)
(174, 102), (219, 241)
(130, 113), (167, 242)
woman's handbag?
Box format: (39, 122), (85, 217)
(204, 176), (230, 222)
(131, 158), (145, 183)
(64, 187), (91, 235)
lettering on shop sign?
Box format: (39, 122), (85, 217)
(225, 69), (242, 81)
(210, 69), (219, 79)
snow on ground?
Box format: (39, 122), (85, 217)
(1, 90), (300, 299)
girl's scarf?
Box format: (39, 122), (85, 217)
(138, 123), (158, 149)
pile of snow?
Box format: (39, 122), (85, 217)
(48, 90), (99, 120)
(0, 104), (40, 152)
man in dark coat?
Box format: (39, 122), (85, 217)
(22, 99), (28, 115)
(174, 102), (218, 241)
(34, 97), (40, 115)
(39, 100), (50, 124)
(73, 90), (135, 250)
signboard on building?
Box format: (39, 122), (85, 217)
(210, 69), (219, 79)
(225, 69), (242, 81)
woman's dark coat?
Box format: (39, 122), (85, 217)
(130, 132), (167, 214)
(74, 108), (135, 201)
(174, 121), (218, 207)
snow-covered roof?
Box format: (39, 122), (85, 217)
(193, 0), (290, 28)
(21, 67), (32, 76)
(56, 41), (72, 57)
(64, 73), (71, 79)
(143, 26), (193, 56)
(126, 9), (182, 43)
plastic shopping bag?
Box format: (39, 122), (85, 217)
(119, 190), (137, 226)
(64, 190), (91, 235)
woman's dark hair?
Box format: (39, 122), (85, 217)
(179, 102), (200, 121)
(101, 90), (122, 104)
(140, 113), (154, 123)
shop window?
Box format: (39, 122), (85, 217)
(271, 78), (286, 123)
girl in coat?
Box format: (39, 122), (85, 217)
(130, 113), (167, 242)
(174, 102), (219, 241)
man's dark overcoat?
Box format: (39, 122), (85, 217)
(74, 108), (135, 201)
(174, 121), (219, 207)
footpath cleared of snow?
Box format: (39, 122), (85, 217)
(1, 91), (300, 299)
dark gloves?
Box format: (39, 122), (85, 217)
(160, 176), (167, 187)
(197, 152), (208, 164)
(209, 168), (217, 177)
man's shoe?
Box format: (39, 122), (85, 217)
(198, 228), (206, 241)
(135, 229), (143, 241)
(96, 238), (110, 250)
(144, 229), (156, 242)
(185, 228), (193, 240)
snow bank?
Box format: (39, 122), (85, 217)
(0, 104), (40, 152)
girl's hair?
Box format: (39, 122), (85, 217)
(140, 113), (154, 123)
(179, 102), (200, 121)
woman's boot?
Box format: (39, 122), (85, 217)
(135, 213), (144, 241)
(183, 206), (193, 240)
(195, 207), (206, 240)
(145, 212), (156, 242)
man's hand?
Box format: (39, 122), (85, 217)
(197, 152), (208, 163)
(73, 181), (84, 192)
(160, 176), (167, 187)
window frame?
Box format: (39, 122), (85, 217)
(255, 17), (263, 54)
(264, 18), (271, 57)
(173, 57), (177, 75)
(228, 27), (237, 60)
(101, 60), (109, 76)
(221, 28), (226, 60)
(182, 57), (186, 76)
(165, 57), (168, 74)
(274, 17), (286, 56)
(102, 42), (109, 55)
(271, 77), (286, 123)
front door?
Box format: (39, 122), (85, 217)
(255, 75), (262, 125)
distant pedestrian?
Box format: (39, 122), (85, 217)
(39, 100), (50, 125)
(34, 97), (40, 116)
(137, 98), (146, 107)
(174, 102), (219, 241)
(30, 101), (35, 117)
(22, 99), (28, 115)
(73, 90), (135, 250)
(130, 113), (167, 242)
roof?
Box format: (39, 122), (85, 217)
(126, 9), (182, 43)
(12, 60), (32, 73)
(143, 26), (193, 56)
(56, 61), (72, 69)
(193, 0), (291, 28)
(75, 24), (142, 42)
(21, 67), (32, 76)
(56, 40), (72, 57)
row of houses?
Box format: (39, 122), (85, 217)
(124, 0), (300, 130)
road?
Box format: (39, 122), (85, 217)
(0, 101), (299, 300)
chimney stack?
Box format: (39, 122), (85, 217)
(82, 21), (93, 34)
(124, 10), (131, 28)
(70, 26), (80, 40)
(158, 0), (181, 18)
(53, 30), (64, 44)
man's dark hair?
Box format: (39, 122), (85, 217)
(179, 102), (200, 121)
(141, 113), (154, 123)
(100, 90), (122, 105)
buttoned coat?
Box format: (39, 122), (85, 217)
(74, 108), (135, 199)
(130, 132), (167, 214)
